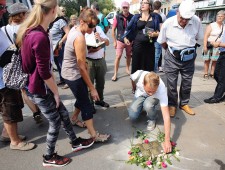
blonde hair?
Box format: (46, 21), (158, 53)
(70, 14), (77, 20)
(144, 72), (160, 88)
(16, 0), (57, 47)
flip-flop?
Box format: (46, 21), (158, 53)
(71, 119), (86, 128)
(111, 77), (117, 82)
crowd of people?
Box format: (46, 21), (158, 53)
(0, 0), (225, 167)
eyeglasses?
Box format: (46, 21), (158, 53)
(0, 4), (6, 10)
(180, 16), (191, 21)
(123, 7), (128, 9)
(86, 22), (96, 28)
(140, 2), (150, 5)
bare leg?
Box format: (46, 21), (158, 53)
(126, 55), (131, 75)
(112, 55), (122, 80)
(204, 60), (210, 75)
(21, 89), (39, 113)
(1, 126), (8, 137)
(210, 60), (217, 76)
(4, 122), (21, 145)
(71, 107), (80, 122)
(84, 119), (97, 137)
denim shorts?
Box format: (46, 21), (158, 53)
(0, 87), (24, 123)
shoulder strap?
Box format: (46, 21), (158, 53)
(4, 26), (14, 44)
(215, 24), (224, 42)
(134, 71), (144, 84)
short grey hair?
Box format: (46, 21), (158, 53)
(217, 10), (225, 16)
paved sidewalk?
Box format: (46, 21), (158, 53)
(0, 33), (225, 170)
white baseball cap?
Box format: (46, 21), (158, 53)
(179, 0), (196, 19)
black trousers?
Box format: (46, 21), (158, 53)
(164, 50), (195, 107)
(213, 53), (225, 99)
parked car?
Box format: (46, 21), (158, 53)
(166, 4), (180, 19)
(106, 11), (117, 27)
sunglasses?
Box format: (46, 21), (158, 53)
(123, 7), (128, 9)
(140, 2), (150, 5)
(0, 4), (6, 10)
(86, 22), (96, 28)
(180, 16), (191, 21)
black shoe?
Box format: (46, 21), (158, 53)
(95, 101), (110, 108)
(204, 97), (220, 104)
(33, 111), (43, 124)
(72, 137), (94, 152)
(43, 153), (71, 167)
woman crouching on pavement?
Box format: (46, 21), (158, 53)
(61, 8), (111, 142)
(17, 0), (94, 167)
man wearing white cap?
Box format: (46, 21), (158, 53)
(157, 0), (203, 117)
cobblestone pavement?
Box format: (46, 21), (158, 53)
(0, 29), (225, 170)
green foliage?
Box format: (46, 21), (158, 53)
(59, 0), (116, 17)
(126, 129), (180, 169)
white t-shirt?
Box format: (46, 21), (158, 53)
(0, 29), (10, 89)
(130, 70), (168, 107)
(85, 26), (109, 59)
(1, 24), (20, 45)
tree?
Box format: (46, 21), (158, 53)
(59, 0), (116, 17)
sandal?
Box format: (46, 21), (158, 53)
(71, 119), (86, 128)
(203, 74), (209, 79)
(93, 132), (111, 143)
(209, 74), (214, 79)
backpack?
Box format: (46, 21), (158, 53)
(2, 27), (28, 90)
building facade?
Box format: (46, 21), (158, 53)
(195, 0), (225, 24)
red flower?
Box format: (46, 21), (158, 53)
(144, 139), (149, 144)
(128, 151), (132, 155)
(162, 162), (167, 168)
(171, 141), (177, 147)
(146, 161), (152, 165)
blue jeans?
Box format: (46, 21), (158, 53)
(154, 42), (162, 72)
(128, 96), (159, 121)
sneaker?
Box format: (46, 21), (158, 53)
(43, 153), (71, 167)
(72, 137), (94, 152)
(33, 111), (43, 124)
(95, 101), (110, 108)
(147, 120), (156, 131)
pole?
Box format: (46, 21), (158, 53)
(87, 0), (90, 7)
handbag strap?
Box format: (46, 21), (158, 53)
(215, 24), (224, 42)
(4, 26), (14, 44)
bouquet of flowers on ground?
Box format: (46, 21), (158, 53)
(126, 128), (180, 169)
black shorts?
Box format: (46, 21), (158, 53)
(0, 87), (24, 123)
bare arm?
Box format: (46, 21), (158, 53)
(203, 24), (212, 53)
(58, 25), (70, 49)
(74, 35), (99, 101)
(161, 42), (168, 50)
(161, 106), (172, 153)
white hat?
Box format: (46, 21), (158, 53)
(179, 0), (196, 19)
(7, 2), (28, 16)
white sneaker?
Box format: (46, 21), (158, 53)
(147, 120), (156, 131)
